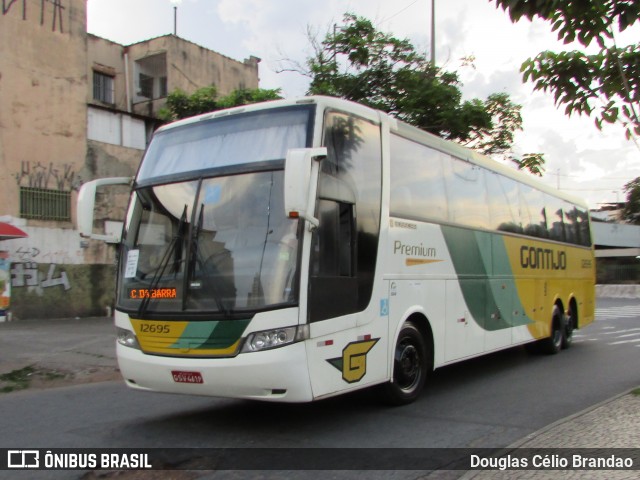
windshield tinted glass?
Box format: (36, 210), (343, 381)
(138, 107), (311, 182)
(118, 171), (300, 315)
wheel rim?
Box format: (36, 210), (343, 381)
(395, 339), (421, 392)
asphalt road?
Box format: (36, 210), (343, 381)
(0, 298), (638, 479)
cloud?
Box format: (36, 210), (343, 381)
(86, 0), (640, 207)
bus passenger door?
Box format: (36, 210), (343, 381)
(308, 199), (357, 322)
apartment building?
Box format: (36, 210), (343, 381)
(0, 0), (260, 318)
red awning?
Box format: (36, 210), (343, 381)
(0, 222), (28, 240)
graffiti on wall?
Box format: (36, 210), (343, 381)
(14, 245), (78, 264)
(11, 262), (71, 291)
(14, 161), (79, 191)
(2, 0), (66, 33)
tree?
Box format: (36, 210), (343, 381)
(159, 86), (282, 121)
(493, 0), (640, 141)
(622, 176), (640, 224)
(302, 13), (544, 174)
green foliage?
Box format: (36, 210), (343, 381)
(622, 176), (640, 224)
(493, 0), (640, 139)
(0, 366), (68, 393)
(513, 153), (546, 177)
(493, 0), (639, 48)
(0, 366), (35, 393)
(217, 88), (282, 109)
(305, 13), (544, 174)
(159, 86), (282, 121)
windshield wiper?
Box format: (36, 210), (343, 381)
(184, 201), (232, 315)
(137, 204), (188, 318)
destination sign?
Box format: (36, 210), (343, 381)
(129, 288), (177, 299)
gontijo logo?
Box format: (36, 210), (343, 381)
(520, 245), (567, 270)
(327, 337), (379, 383)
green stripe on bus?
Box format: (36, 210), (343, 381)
(442, 226), (532, 331)
(171, 319), (250, 350)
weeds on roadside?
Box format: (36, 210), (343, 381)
(0, 365), (67, 393)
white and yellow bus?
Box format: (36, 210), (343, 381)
(78, 96), (595, 405)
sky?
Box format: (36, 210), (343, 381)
(86, 0), (640, 209)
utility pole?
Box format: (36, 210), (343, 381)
(430, 0), (436, 64)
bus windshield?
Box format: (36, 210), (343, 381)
(118, 170), (300, 315)
(137, 107), (312, 182)
(117, 106), (312, 316)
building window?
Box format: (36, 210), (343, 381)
(19, 187), (71, 221)
(139, 73), (154, 99)
(93, 71), (114, 104)
(135, 53), (168, 102)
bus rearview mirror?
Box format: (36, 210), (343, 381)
(77, 177), (132, 243)
(284, 147), (327, 230)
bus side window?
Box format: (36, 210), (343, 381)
(309, 199), (358, 322)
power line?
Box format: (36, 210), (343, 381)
(378, 0), (421, 25)
(546, 171), (639, 181)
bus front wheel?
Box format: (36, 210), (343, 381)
(381, 322), (429, 406)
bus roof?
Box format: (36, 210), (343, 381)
(156, 95), (588, 209)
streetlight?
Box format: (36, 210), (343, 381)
(170, 0), (182, 36)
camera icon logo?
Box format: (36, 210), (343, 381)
(7, 450), (40, 468)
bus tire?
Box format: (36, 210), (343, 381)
(381, 322), (429, 406)
(541, 305), (564, 355)
(562, 304), (576, 350)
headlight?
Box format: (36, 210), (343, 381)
(116, 327), (141, 350)
(241, 325), (309, 353)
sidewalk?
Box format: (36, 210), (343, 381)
(461, 389), (640, 479)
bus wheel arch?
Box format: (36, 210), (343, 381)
(381, 313), (433, 406)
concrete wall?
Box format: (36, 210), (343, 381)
(129, 35), (260, 118)
(0, 0), (87, 221)
(0, 219), (117, 319)
(0, 2), (260, 318)
(592, 222), (640, 250)
(87, 34), (129, 111)
(596, 284), (640, 299)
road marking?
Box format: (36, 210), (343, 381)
(608, 338), (640, 346)
(613, 332), (640, 339)
(595, 305), (640, 319)
(600, 328), (640, 335)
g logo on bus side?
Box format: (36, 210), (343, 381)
(327, 338), (379, 384)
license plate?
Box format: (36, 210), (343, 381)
(171, 370), (204, 384)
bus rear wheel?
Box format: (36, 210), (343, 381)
(381, 322), (428, 406)
(562, 304), (576, 350)
(541, 305), (564, 355)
